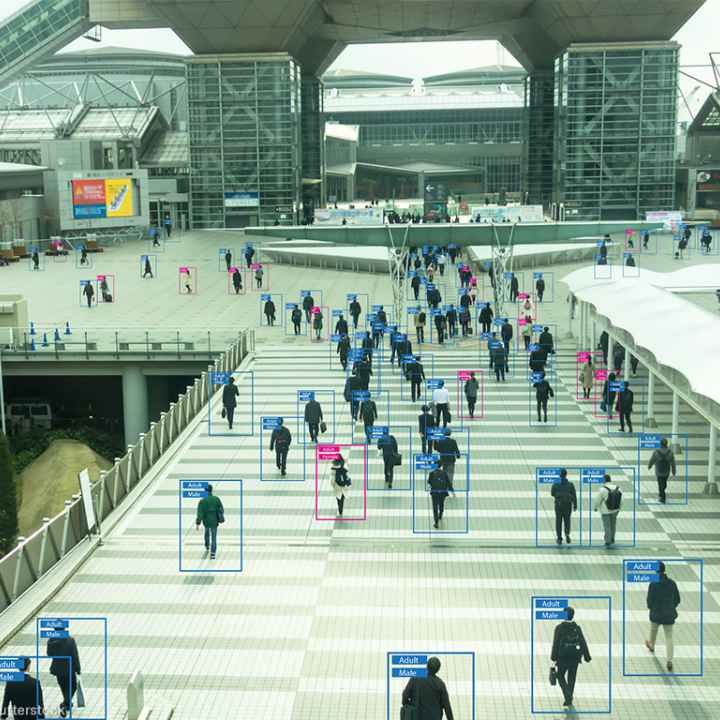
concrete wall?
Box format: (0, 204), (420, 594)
(0, 195), (47, 241)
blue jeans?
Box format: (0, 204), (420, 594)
(204, 526), (218, 554)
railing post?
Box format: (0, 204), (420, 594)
(60, 500), (73, 556)
(97, 471), (108, 517)
(167, 403), (177, 441)
(148, 422), (158, 463)
(12, 537), (27, 599)
(136, 435), (146, 478)
(159, 412), (168, 452)
(38, 518), (51, 576)
(125, 447), (135, 490)
(112, 459), (123, 506)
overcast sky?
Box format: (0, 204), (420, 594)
(1, 0), (717, 114)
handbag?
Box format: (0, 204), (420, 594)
(400, 706), (416, 720)
(320, 421), (327, 434)
(217, 508), (225, 524)
(221, 407), (226, 419)
(391, 453), (402, 467)
(549, 665), (557, 686)
(76, 675), (86, 708)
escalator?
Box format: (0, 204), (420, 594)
(0, 0), (92, 87)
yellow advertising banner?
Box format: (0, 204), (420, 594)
(104, 178), (134, 217)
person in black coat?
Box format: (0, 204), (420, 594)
(501, 318), (513, 369)
(243, 244), (255, 268)
(600, 372), (617, 417)
(1, 657), (44, 720)
(304, 398), (324, 443)
(143, 256), (154, 279)
(291, 304), (302, 335)
(222, 376), (239, 430)
(446, 305), (458, 338)
(349, 298), (362, 328)
(598, 331), (609, 365)
(344, 371), (362, 420)
(337, 335), (351, 370)
(418, 405), (435, 455)
(616, 380), (634, 432)
(378, 432), (399, 488)
(645, 561), (681, 672)
(335, 314), (349, 336)
(551, 606), (592, 709)
(47, 633), (81, 717)
(538, 326), (554, 355)
(408, 355), (426, 402)
(510, 273), (519, 302)
(434, 312), (446, 344)
(401, 656), (455, 720)
(361, 331), (374, 363)
(353, 357), (372, 390)
(302, 293), (315, 323)
(411, 273), (421, 300)
(551, 468), (577, 544)
(224, 250), (232, 271)
(231, 268), (242, 294)
(534, 372), (555, 423)
(359, 398), (378, 441)
(536, 275), (546, 302)
(269, 419), (291, 476)
(434, 429), (460, 485)
(264, 298), (276, 326)
(427, 466), (454, 529)
(529, 346), (548, 374)
(479, 302), (493, 334)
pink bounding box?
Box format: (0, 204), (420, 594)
(315, 443), (367, 522)
(575, 350), (604, 401)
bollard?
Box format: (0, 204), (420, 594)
(41, 332), (48, 347)
(30, 338), (36, 352)
(65, 321), (72, 335)
(30, 321), (36, 336)
(54, 328), (61, 342)
(127, 670), (145, 720)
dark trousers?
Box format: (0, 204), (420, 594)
(523, 336), (530, 351)
(275, 447), (288, 472)
(556, 662), (579, 704)
(54, 672), (77, 712)
(619, 410), (633, 432)
(413, 287), (419, 300)
(265, 313), (274, 326)
(293, 321), (301, 335)
(350, 400), (359, 420)
(461, 322), (469, 336)
(416, 327), (424, 343)
(351, 314), (360, 328)
(336, 495), (345, 515)
(467, 397), (477, 417)
(448, 322), (457, 337)
(537, 290), (544, 302)
(537, 398), (549, 422)
(411, 378), (422, 402)
(256, 277), (262, 289)
(304, 309), (312, 323)
(383, 459), (394, 485)
(494, 366), (505, 381)
(555, 506), (571, 540)
(420, 435), (429, 455)
(631, 357), (639, 375)
(204, 525), (218, 554)
(435, 403), (450, 427)
(481, 321), (491, 334)
(225, 406), (235, 429)
(308, 422), (319, 442)
(436, 327), (445, 344)
(245, 256), (252, 268)
(657, 474), (669, 502)
(582, 387), (591, 399)
(431, 492), (446, 524)
(374, 333), (381, 348)
(340, 355), (348, 370)
(86, 295), (92, 308)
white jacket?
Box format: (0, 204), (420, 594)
(432, 387), (450, 405)
(594, 483), (620, 515)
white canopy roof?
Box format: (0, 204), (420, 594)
(563, 265), (720, 409)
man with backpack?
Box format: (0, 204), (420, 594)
(593, 473), (622, 547)
(550, 606), (592, 709)
(269, 419), (292, 477)
(551, 468), (577, 545)
(648, 438), (677, 503)
(401, 656), (454, 720)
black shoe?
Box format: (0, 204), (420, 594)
(210, 553), (216, 560)
(660, 497), (666, 504)
(433, 522), (439, 529)
(281, 470), (286, 476)
(556, 538), (562, 545)
(566, 535), (571, 544)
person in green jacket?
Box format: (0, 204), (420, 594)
(195, 484), (224, 559)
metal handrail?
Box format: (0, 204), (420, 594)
(0, 328), (252, 613)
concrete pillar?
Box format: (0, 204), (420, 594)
(417, 172), (425, 201)
(590, 315), (597, 354)
(645, 370), (657, 428)
(670, 391), (682, 454)
(578, 301), (586, 347)
(705, 424), (718, 495)
(122, 366), (149, 447)
(624, 346), (631, 379)
(566, 293), (574, 338)
(607, 332), (614, 372)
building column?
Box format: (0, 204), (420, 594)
(645, 370), (657, 428)
(607, 332), (614, 372)
(566, 293), (574, 338)
(705, 424), (718, 495)
(624, 346), (631, 378)
(417, 172), (425, 201)
(524, 68), (555, 208)
(122, 366), (149, 447)
(670, 391), (682, 454)
(590, 314), (597, 354)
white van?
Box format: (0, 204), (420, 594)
(5, 401), (52, 431)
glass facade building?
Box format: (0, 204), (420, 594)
(187, 55), (302, 228)
(553, 42), (679, 220)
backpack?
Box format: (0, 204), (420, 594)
(558, 623), (583, 663)
(605, 485), (622, 511)
(335, 468), (351, 487)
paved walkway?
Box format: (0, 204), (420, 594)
(1, 233), (719, 719)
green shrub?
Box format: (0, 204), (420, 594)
(0, 433), (18, 554)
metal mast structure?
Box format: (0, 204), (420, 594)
(385, 224), (411, 330)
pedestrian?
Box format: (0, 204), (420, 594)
(521, 316), (532, 350)
(432, 380), (451, 427)
(479, 302), (493, 334)
(434, 312), (446, 344)
(264, 297), (276, 326)
(291, 304), (302, 335)
(550, 606), (592, 710)
(630, 354), (639, 376)
(414, 308), (426, 343)
(244, 244), (255, 268)
(418, 405), (435, 456)
(269, 418), (292, 476)
(360, 396), (378, 441)
(330, 455), (350, 516)
(459, 307), (471, 336)
(648, 438), (676, 503)
(312, 310), (323, 341)
(581, 359), (593, 399)
(490, 335), (506, 382)
(539, 326), (555, 356)
(337, 334), (351, 370)
(1, 657), (44, 720)
(612, 345), (624, 374)
(150, 224), (160, 247)
(534, 372), (554, 423)
(182, 268), (192, 294)
(349, 297), (362, 328)
(464, 372), (479, 418)
(645, 561), (681, 672)
(446, 305), (458, 338)
(626, 254), (636, 267)
(163, 212), (173, 238)
(427, 464), (454, 529)
(501, 318), (513, 369)
(335, 313), (349, 336)
(600, 372), (617, 417)
(378, 432), (400, 488)
(32, 250), (40, 270)
(304, 396), (324, 442)
(510, 273), (519, 302)
(361, 331), (374, 363)
(195, 483), (224, 559)
(434, 428), (460, 485)
(254, 265), (264, 289)
(551, 468), (577, 545)
(409, 355), (426, 403)
(642, 231), (650, 250)
(529, 345), (548, 374)
(143, 256), (153, 278)
(598, 331), (609, 365)
(459, 289), (471, 312)
(593, 473), (622, 547)
(302, 293), (315, 323)
(411, 273), (421, 300)
(232, 267), (243, 294)
(354, 356), (372, 389)
(100, 277), (112, 303)
(401, 656), (455, 720)
(47, 630), (81, 717)
(80, 247), (89, 265)
(522, 297), (533, 318)
(221, 376), (239, 430)
(536, 275), (546, 302)
(82, 281), (94, 308)
(616, 380), (634, 432)
(437, 252), (446, 276)
(224, 249), (232, 271)
(599, 238), (608, 263)
(343, 371), (362, 420)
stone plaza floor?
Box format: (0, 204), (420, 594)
(1, 229), (719, 719)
